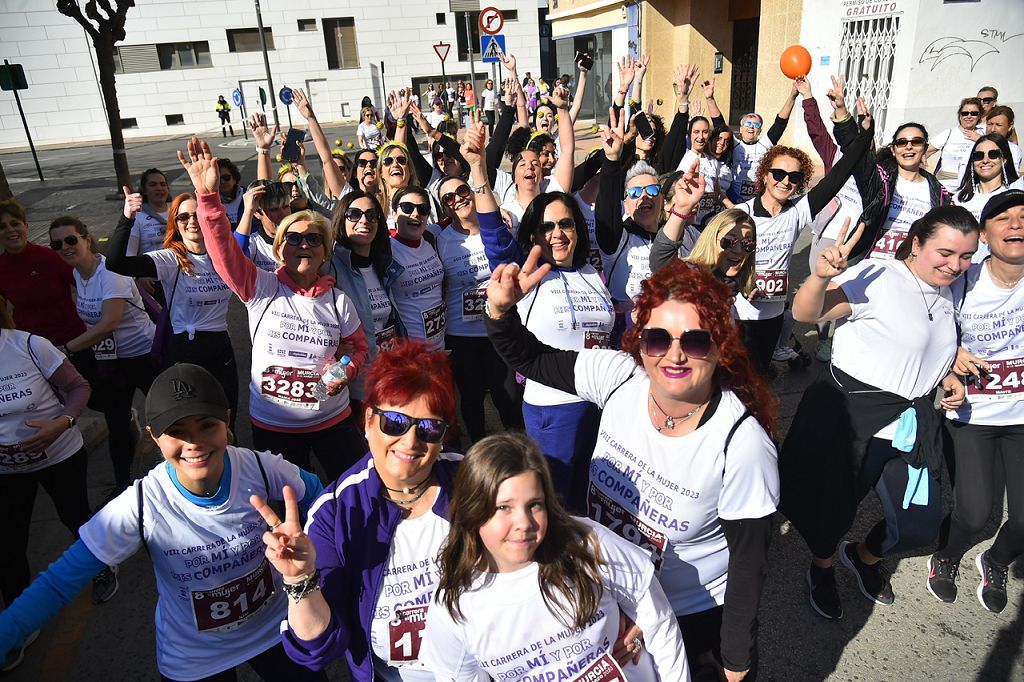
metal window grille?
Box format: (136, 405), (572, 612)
(839, 15), (901, 146)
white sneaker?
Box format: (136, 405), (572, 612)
(773, 345), (799, 361)
(815, 339), (832, 362)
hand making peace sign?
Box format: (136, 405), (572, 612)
(250, 485), (317, 581)
(815, 218), (865, 279)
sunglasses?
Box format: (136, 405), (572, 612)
(219, 175), (234, 182)
(441, 185), (472, 207)
(959, 110), (981, 117)
(741, 120), (763, 129)
(539, 217), (576, 234)
(639, 327), (713, 359)
(980, 97), (996, 104)
(371, 407), (449, 443)
(283, 232), (324, 248)
(398, 202), (431, 216)
(175, 212), (199, 224)
(625, 184), (661, 200)
(892, 136), (927, 148)
(767, 168), (806, 185)
(382, 155), (408, 167)
(356, 158), (376, 168)
(720, 234), (756, 252)
(50, 235), (80, 250)
(344, 207), (380, 222)
(971, 149), (1003, 162)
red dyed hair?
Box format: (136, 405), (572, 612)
(621, 259), (778, 439)
(164, 192), (198, 275)
(363, 339), (457, 425)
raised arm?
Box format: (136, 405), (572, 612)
(702, 77), (726, 129)
(249, 113), (279, 181)
(568, 55), (590, 125)
(766, 81), (800, 145)
(486, 80), (519, 186)
(613, 56), (636, 116)
(594, 109), (627, 255)
(105, 187), (159, 278)
(792, 219), (862, 323)
(659, 65), (697, 173)
(798, 77), (838, 173)
(464, 117), (497, 214)
(629, 55), (650, 118)
(292, 88), (347, 199)
(805, 89), (874, 217)
(549, 85), (576, 192)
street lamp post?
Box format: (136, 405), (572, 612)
(254, 0), (279, 128)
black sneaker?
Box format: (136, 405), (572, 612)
(926, 554), (959, 603)
(1, 629), (39, 672)
(806, 564), (843, 620)
(839, 541), (894, 606)
(975, 551), (1009, 614)
(92, 565), (119, 604)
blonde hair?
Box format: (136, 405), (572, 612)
(685, 209), (757, 295)
(375, 141), (419, 210)
(272, 210), (335, 265)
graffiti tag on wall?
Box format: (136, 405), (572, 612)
(919, 30), (1022, 72)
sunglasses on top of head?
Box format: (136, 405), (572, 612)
(398, 202), (431, 217)
(625, 184), (661, 200)
(283, 232), (324, 248)
(720, 234), (756, 253)
(371, 407), (449, 443)
(971, 149), (1003, 162)
(767, 168), (805, 185)
(441, 185), (472, 207)
(639, 327), (713, 359)
(50, 234), (80, 250)
(382, 155), (409, 167)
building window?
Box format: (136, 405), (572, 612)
(114, 42), (210, 73)
(120, 118), (138, 129)
(436, 12), (446, 24)
(226, 28), (274, 53)
(298, 18), (317, 31)
(455, 11), (481, 61)
(504, 10), (518, 21)
(323, 17), (359, 69)
(165, 114), (185, 125)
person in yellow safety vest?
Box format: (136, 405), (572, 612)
(216, 95), (235, 137)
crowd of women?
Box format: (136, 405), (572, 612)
(0, 47), (1020, 682)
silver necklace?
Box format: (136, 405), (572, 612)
(649, 393), (705, 432)
(904, 260), (938, 321)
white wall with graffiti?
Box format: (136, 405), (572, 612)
(791, 0), (1021, 152)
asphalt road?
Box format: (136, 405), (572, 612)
(1, 126), (1020, 681)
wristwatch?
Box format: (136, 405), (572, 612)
(63, 415), (76, 429)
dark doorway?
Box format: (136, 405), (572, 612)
(729, 17), (759, 125)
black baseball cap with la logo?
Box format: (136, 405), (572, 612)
(145, 363), (229, 437)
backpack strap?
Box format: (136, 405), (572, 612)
(25, 334), (44, 376)
(722, 410), (752, 472)
(253, 450), (271, 498)
(136, 480), (149, 555)
(605, 367), (639, 404)
(250, 288), (280, 343)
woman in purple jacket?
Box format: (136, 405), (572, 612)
(253, 339), (460, 681)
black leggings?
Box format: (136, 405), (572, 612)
(252, 411), (367, 484)
(170, 331), (239, 430)
(676, 606), (758, 681)
(939, 421), (1024, 567)
(446, 335), (521, 442)
(160, 642), (325, 682)
(1, 447), (93, 604)
(739, 315), (784, 374)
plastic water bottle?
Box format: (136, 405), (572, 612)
(312, 355), (351, 402)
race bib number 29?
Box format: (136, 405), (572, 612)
(92, 337), (117, 361)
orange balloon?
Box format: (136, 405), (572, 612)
(780, 45), (812, 79)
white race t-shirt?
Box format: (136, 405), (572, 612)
(733, 196), (813, 320)
(127, 209), (169, 256)
(573, 350), (778, 616)
(679, 149), (727, 225)
(0, 331), (83, 474)
(79, 448), (311, 681)
(518, 267), (614, 406)
(833, 259), (957, 439)
(390, 238), (446, 351)
(950, 262), (1024, 426)
(603, 229), (655, 309)
(360, 266), (394, 338)
(420, 519), (689, 682)
(729, 137), (773, 202)
(370, 504), (449, 681)
(499, 176), (565, 234)
(573, 192), (604, 274)
(74, 255), (156, 359)
(358, 122), (384, 150)
(931, 127), (978, 190)
(481, 88), (496, 112)
(436, 229), (491, 338)
(867, 176), (932, 260)
(249, 232), (279, 272)
(148, 249), (231, 336)
(245, 272), (362, 429)
(813, 151), (865, 242)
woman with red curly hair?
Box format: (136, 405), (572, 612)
(263, 339), (463, 682)
(485, 246), (779, 682)
(733, 82), (874, 372)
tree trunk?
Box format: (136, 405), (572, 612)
(94, 31), (133, 191)
(0, 160), (11, 201)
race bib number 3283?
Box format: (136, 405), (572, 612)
(260, 366), (321, 410)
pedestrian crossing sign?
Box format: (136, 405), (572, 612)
(480, 34), (505, 63)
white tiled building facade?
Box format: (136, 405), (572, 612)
(0, 0), (546, 149)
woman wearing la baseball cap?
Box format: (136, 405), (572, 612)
(0, 364), (328, 682)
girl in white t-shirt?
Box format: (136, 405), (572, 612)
(50, 216), (156, 492)
(389, 186), (446, 352)
(785, 207), (978, 621)
(422, 432), (690, 682)
(126, 168), (170, 256)
(107, 190), (238, 427)
(357, 107), (384, 151)
(953, 134), (1022, 262)
(0, 364), (327, 682)
(928, 97), (985, 191)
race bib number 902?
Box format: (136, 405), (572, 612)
(754, 269), (789, 302)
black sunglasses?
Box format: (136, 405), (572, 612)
(344, 207), (381, 222)
(441, 185), (472, 207)
(371, 407), (449, 443)
(175, 212), (199, 224)
(639, 327), (713, 359)
(283, 232), (325, 248)
(893, 136), (927, 148)
(356, 158), (376, 168)
(382, 155), (408, 167)
(980, 97), (996, 104)
(959, 110), (981, 117)
(720, 234), (756, 253)
(971, 149), (1003, 162)
(539, 217), (576, 234)
(50, 235), (80, 250)
(398, 202), (431, 216)
(767, 168), (806, 185)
